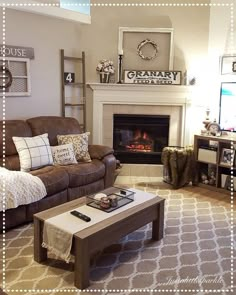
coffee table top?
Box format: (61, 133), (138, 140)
(34, 187), (165, 239)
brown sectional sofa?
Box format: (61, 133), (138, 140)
(0, 116), (117, 231)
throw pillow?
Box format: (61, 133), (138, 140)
(12, 133), (53, 172)
(51, 143), (77, 166)
(57, 132), (91, 162)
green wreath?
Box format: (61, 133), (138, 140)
(0, 65), (13, 89)
(137, 39), (159, 61)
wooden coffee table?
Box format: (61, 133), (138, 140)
(34, 187), (165, 290)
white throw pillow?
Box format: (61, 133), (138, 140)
(51, 143), (77, 166)
(57, 132), (91, 162)
(12, 133), (53, 172)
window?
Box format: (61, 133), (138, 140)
(0, 57), (31, 96)
(60, 0), (90, 15)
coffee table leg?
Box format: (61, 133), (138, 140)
(34, 218), (47, 262)
(74, 237), (90, 290)
(152, 200), (165, 241)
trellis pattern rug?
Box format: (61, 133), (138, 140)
(1, 181), (235, 295)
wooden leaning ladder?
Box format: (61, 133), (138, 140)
(60, 49), (86, 132)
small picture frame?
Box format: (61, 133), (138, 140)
(220, 148), (235, 166)
(233, 61), (236, 73)
(220, 55), (236, 75)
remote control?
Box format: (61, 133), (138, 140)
(70, 210), (91, 222)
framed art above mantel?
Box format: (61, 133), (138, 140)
(118, 27), (174, 80)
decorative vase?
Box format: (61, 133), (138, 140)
(100, 72), (110, 83)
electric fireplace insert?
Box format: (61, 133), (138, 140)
(113, 114), (170, 164)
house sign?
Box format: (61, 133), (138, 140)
(124, 70), (181, 85)
(0, 45), (34, 59)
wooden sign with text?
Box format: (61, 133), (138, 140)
(0, 45), (34, 59)
(64, 72), (75, 84)
(124, 70), (182, 85)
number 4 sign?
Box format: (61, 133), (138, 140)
(64, 72), (75, 84)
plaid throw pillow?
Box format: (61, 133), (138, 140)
(57, 132), (91, 162)
(12, 133), (53, 172)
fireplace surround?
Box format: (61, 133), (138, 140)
(88, 84), (192, 164)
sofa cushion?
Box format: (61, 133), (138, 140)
(62, 159), (105, 187)
(57, 132), (91, 163)
(27, 116), (81, 146)
(12, 133), (53, 172)
(30, 166), (69, 196)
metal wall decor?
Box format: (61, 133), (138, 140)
(0, 65), (13, 89)
(137, 39), (158, 61)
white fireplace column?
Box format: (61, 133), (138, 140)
(88, 84), (192, 148)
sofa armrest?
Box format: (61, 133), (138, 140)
(88, 145), (114, 160)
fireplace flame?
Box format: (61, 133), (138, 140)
(126, 129), (153, 152)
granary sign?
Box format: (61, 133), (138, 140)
(124, 70), (181, 85)
(0, 45), (34, 59)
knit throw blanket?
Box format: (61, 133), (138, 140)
(161, 146), (198, 189)
(0, 167), (47, 211)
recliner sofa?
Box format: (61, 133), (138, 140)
(0, 116), (117, 231)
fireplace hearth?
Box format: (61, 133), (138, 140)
(113, 114), (170, 164)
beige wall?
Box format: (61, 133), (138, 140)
(0, 8), (82, 120)
(79, 1), (210, 83)
(79, 0), (211, 135)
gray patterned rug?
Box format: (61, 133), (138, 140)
(1, 181), (235, 295)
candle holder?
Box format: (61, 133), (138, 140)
(117, 54), (123, 84)
(202, 108), (211, 130)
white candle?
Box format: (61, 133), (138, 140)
(119, 49), (123, 55)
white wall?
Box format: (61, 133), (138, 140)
(0, 8), (82, 120)
(206, 0), (236, 119)
(188, 1), (236, 138)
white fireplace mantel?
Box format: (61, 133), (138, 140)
(88, 83), (193, 147)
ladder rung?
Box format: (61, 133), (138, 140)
(65, 82), (84, 86)
(65, 103), (85, 107)
(65, 96), (85, 101)
(64, 56), (83, 61)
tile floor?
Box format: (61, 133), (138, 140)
(115, 164), (164, 185)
